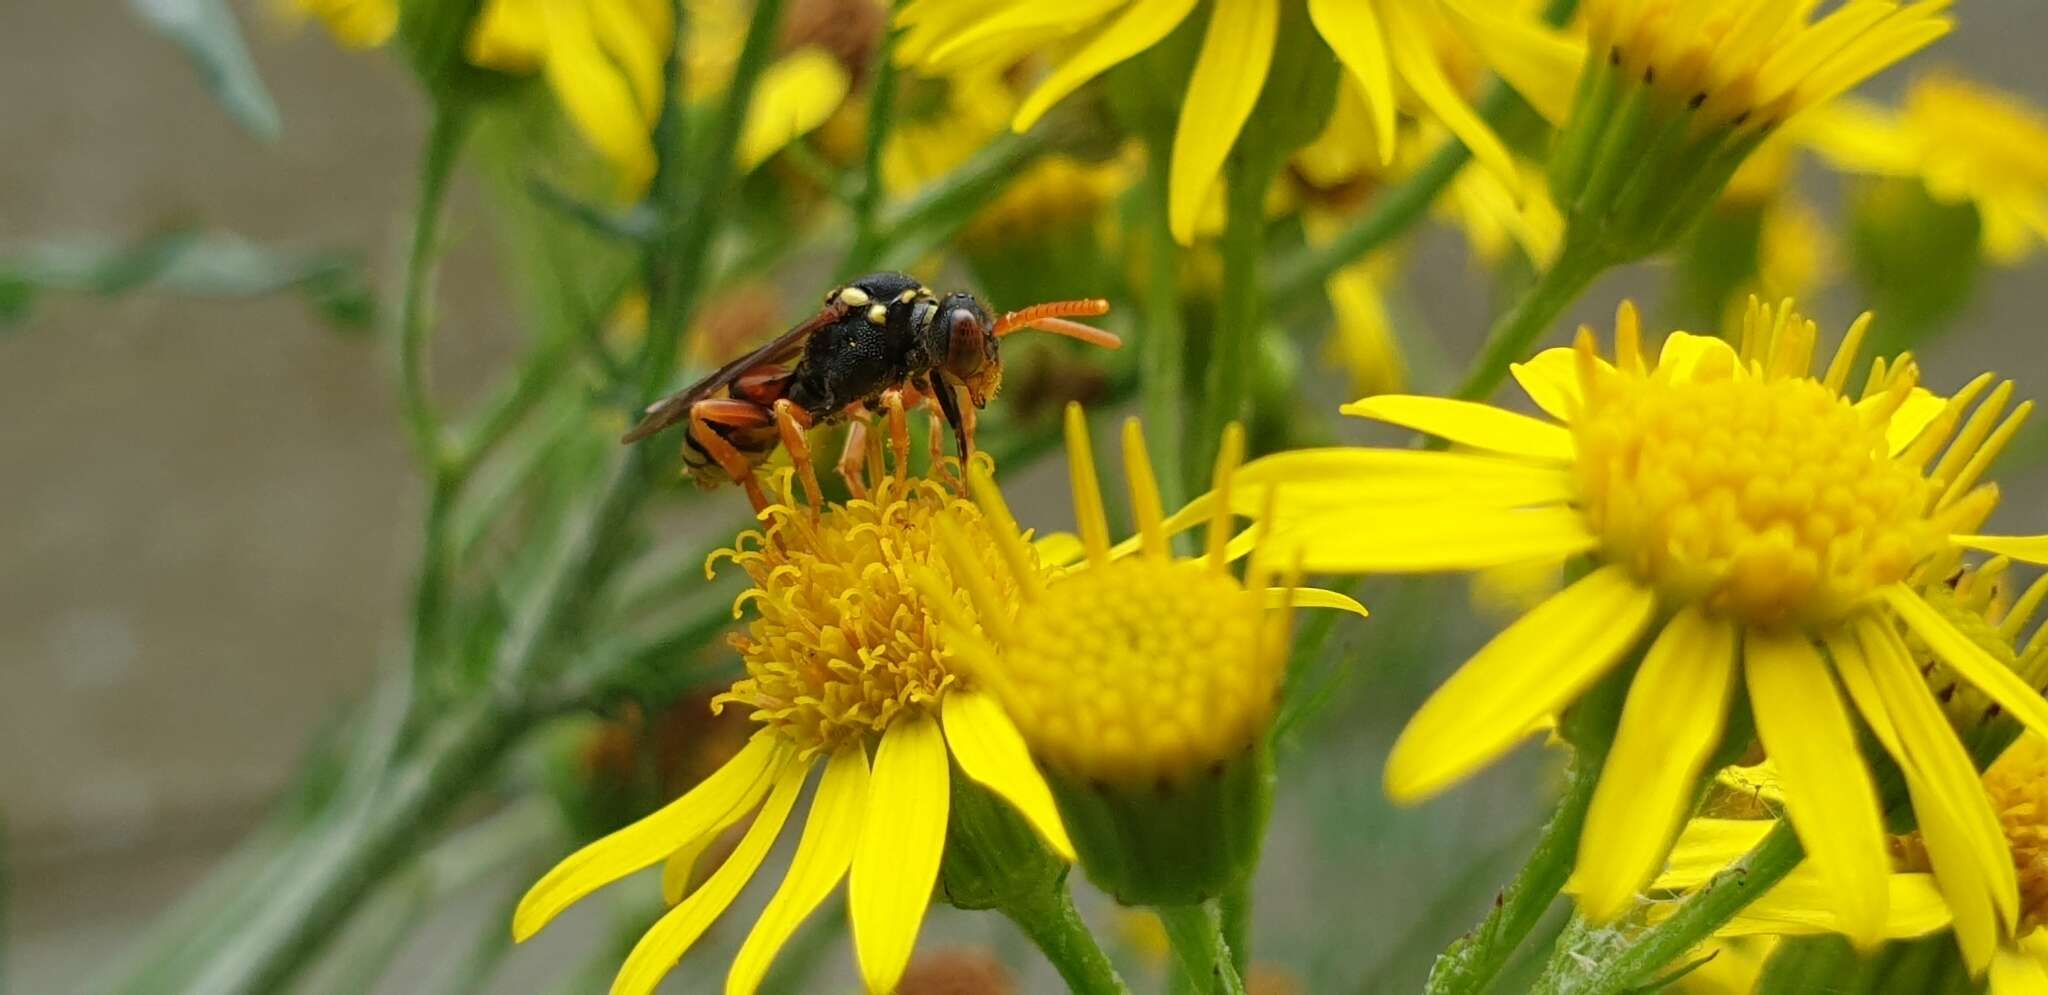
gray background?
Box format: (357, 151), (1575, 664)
(6, 2), (2047, 992)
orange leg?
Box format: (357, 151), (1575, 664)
(772, 400), (823, 510)
(960, 401), (979, 464)
(836, 418), (872, 501)
(926, 400), (948, 476)
(690, 399), (772, 512)
(880, 390), (912, 483)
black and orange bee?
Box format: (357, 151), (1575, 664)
(623, 272), (1118, 510)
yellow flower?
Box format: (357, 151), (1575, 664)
(921, 406), (1364, 903)
(280, 0), (396, 48)
(466, 0), (852, 195)
(895, 0), (1567, 244)
(512, 468), (1074, 995)
(1240, 296), (2048, 947)
(1662, 731), (2048, 989)
(1802, 72), (2048, 264)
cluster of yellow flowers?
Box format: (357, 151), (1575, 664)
(282, 0), (2048, 991)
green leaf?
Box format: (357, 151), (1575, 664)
(128, 0), (282, 141)
(0, 230), (377, 332)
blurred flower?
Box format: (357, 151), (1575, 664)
(922, 407), (1363, 904)
(1804, 72), (2048, 264)
(896, 0), (1569, 244)
(1240, 296), (2048, 945)
(1474, 0), (1952, 261)
(896, 948), (1017, 995)
(281, 0), (396, 47)
(514, 461), (1074, 995)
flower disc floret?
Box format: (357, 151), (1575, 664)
(1575, 369), (1937, 627)
(1986, 734), (2048, 933)
(710, 472), (1023, 757)
(998, 559), (1275, 786)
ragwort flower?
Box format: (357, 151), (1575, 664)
(1240, 297), (2048, 945)
(512, 465), (1073, 995)
(895, 0), (1567, 243)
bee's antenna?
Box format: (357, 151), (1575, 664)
(992, 298), (1120, 349)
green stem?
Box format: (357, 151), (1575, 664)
(841, 16), (901, 275)
(1219, 877), (1252, 977)
(397, 107), (469, 473)
(1542, 822), (1805, 995)
(869, 131), (1049, 264)
(1002, 884), (1132, 995)
(639, 0), (787, 402)
(1452, 239), (1608, 402)
(1197, 157), (1271, 486)
(1157, 901), (1247, 995)
(1424, 745), (1602, 995)
(1139, 139), (1188, 524)
(182, 700), (527, 995)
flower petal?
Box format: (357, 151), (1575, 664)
(1885, 585), (2048, 743)
(943, 690), (1075, 860)
(1440, 0), (1583, 126)
(1654, 331), (1739, 383)
(1307, 0), (1396, 158)
(540, 3), (659, 195)
(726, 744), (869, 995)
(1385, 566), (1655, 802)
(1991, 942), (2048, 995)
(1654, 818), (1775, 891)
(1265, 586), (1370, 618)
(1238, 447), (1579, 508)
(1720, 871), (1951, 940)
(738, 50), (852, 171)
(1873, 387), (1946, 456)
(1511, 347), (1599, 423)
(612, 759), (811, 995)
(1744, 629), (1890, 949)
(1379, 0), (1516, 185)
(516, 733), (789, 940)
(1953, 534), (2048, 564)
(1265, 504), (1598, 574)
(466, 0), (545, 71)
(1341, 395), (1575, 461)
(1573, 607), (1738, 922)
(850, 713), (951, 994)
(1012, 0), (1201, 132)
(1167, 0), (1279, 244)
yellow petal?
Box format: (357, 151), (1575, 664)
(1743, 629), (1889, 949)
(942, 691), (1075, 860)
(1991, 943), (2048, 995)
(1033, 531), (1086, 569)
(1379, 0), (1516, 186)
(1265, 586), (1370, 618)
(1012, 0), (1201, 132)
(1324, 260), (1408, 395)
(1238, 447), (1578, 508)
(466, 0), (545, 71)
(1885, 585), (2048, 742)
(612, 759), (811, 995)
(1953, 534), (2048, 564)
(1167, 0), (1278, 244)
(1385, 566), (1655, 802)
(660, 833), (713, 906)
(1871, 387), (1945, 456)
(1341, 395), (1575, 461)
(516, 734), (789, 941)
(850, 713), (951, 994)
(1510, 347), (1599, 423)
(1655, 818), (1775, 891)
(1307, 0), (1396, 160)
(1271, 503), (1596, 574)
(738, 49), (852, 172)
(1439, 0), (1582, 126)
(541, 4), (658, 195)
(1715, 762), (1786, 808)
(726, 744), (869, 995)
(1852, 616), (2018, 955)
(587, 0), (670, 122)
(1573, 607), (1738, 922)
(1720, 871), (1952, 940)
(1655, 331), (1740, 383)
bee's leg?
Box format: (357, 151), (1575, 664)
(690, 400), (772, 512)
(931, 379), (972, 463)
(835, 416), (873, 501)
(771, 400), (823, 509)
(880, 390), (912, 482)
(925, 399), (951, 483)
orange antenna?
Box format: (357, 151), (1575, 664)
(992, 298), (1120, 349)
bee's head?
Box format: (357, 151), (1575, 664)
(930, 292), (1001, 405)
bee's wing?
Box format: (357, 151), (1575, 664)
(620, 305), (841, 443)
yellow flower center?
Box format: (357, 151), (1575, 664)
(709, 473), (1025, 757)
(1574, 371), (1936, 627)
(1985, 733), (2048, 933)
(993, 558), (1278, 785)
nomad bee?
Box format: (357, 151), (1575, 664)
(623, 272), (1118, 510)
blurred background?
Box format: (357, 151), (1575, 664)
(6, 3), (2048, 993)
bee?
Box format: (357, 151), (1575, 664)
(623, 271), (1118, 510)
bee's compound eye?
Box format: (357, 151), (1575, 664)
(945, 308), (987, 371)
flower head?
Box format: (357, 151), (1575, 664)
(1243, 296), (2048, 946)
(895, 0), (1562, 244)
(514, 463), (1073, 995)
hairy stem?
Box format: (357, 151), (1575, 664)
(1451, 239), (1607, 402)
